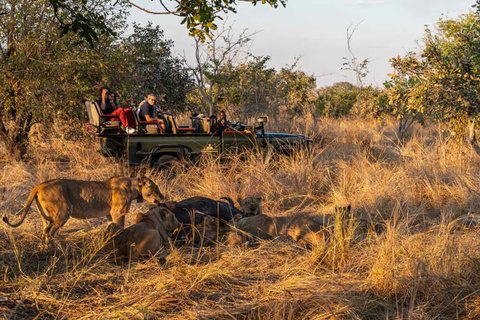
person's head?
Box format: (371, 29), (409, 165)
(98, 86), (111, 97)
(219, 110), (226, 119)
(146, 93), (156, 106)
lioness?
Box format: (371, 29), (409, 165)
(103, 206), (181, 262)
(237, 197), (262, 216)
(2, 176), (164, 241)
(231, 213), (327, 247)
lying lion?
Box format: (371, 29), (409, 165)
(2, 175), (164, 241)
(237, 197), (263, 216)
(103, 206), (181, 262)
(230, 213), (328, 247)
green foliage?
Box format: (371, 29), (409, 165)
(48, 0), (287, 44)
(316, 82), (357, 117)
(49, 0), (119, 46)
(175, 0), (287, 41)
(121, 23), (195, 112)
(0, 0), (127, 159)
(386, 11), (480, 137)
(216, 56), (277, 119)
(315, 82), (386, 118)
(210, 55), (316, 120)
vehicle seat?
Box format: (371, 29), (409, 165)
(133, 111), (159, 134)
(84, 99), (121, 133)
(164, 114), (196, 134)
(190, 114), (211, 133)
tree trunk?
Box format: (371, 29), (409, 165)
(467, 119), (476, 143)
(0, 116), (32, 161)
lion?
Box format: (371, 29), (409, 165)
(103, 206), (181, 262)
(237, 197), (262, 216)
(2, 175), (164, 242)
(230, 212), (328, 247)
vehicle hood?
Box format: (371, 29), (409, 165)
(257, 132), (310, 143)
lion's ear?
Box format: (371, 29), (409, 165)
(256, 197), (262, 202)
(233, 214), (243, 222)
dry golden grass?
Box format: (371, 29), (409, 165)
(1, 117), (480, 319)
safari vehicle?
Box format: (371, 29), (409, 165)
(84, 99), (312, 167)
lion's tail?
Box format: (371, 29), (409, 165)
(2, 185), (40, 228)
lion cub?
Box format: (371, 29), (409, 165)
(103, 206), (181, 262)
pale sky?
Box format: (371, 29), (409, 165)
(127, 0), (474, 87)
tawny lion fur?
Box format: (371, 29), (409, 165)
(237, 197), (262, 216)
(103, 206), (181, 262)
(230, 213), (327, 247)
(2, 176), (164, 241)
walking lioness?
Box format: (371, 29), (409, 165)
(2, 176), (164, 241)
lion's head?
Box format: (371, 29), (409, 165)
(157, 207), (181, 236)
(237, 197), (262, 216)
(138, 176), (164, 204)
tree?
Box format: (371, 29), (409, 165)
(316, 82), (357, 117)
(48, 0), (287, 44)
(388, 11), (480, 141)
(276, 59), (317, 116)
(188, 25), (253, 116)
(0, 0), (128, 160)
(342, 22), (370, 117)
(421, 12), (480, 140)
(218, 55), (277, 121)
(122, 23), (194, 112)
(385, 54), (424, 138)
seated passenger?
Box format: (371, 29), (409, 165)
(218, 110), (227, 128)
(217, 110), (232, 132)
(137, 93), (166, 134)
(96, 86), (137, 134)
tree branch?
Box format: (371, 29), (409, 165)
(126, 1), (181, 15)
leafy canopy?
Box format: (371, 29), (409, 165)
(48, 0), (287, 44)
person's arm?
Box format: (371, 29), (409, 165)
(100, 88), (108, 111)
(145, 114), (154, 121)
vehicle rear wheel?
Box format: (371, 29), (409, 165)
(154, 155), (182, 178)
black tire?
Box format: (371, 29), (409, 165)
(154, 154), (182, 177)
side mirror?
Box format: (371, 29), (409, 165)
(256, 116), (268, 124)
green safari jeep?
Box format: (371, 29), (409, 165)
(84, 100), (312, 167)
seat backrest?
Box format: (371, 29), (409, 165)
(190, 114), (211, 133)
(84, 99), (100, 126)
(164, 115), (177, 134)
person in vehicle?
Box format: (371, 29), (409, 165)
(217, 110), (233, 132)
(218, 110), (227, 128)
(137, 93), (166, 134)
(96, 86), (137, 134)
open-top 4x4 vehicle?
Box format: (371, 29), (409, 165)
(84, 99), (312, 167)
